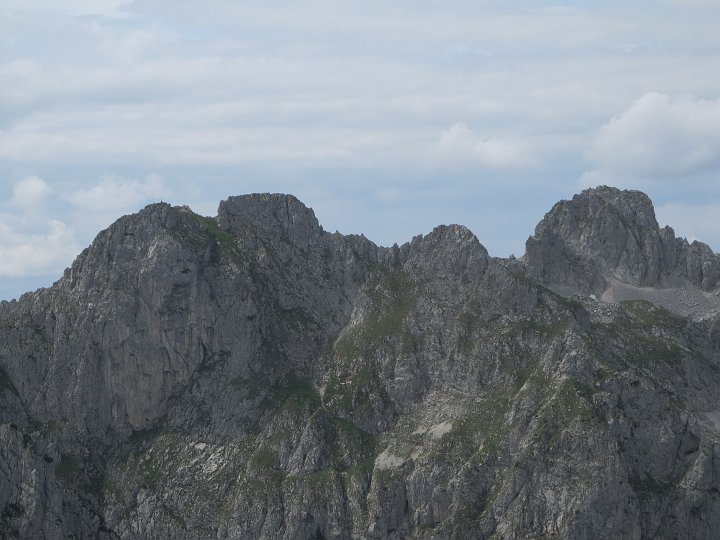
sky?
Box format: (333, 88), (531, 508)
(2, 1), (720, 300)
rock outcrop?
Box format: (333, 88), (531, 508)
(524, 186), (720, 293)
(2, 187), (720, 539)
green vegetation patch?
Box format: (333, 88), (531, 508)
(346, 455), (376, 480)
(332, 416), (377, 462)
(55, 453), (79, 481)
(168, 212), (244, 265)
(250, 448), (278, 470)
(621, 300), (684, 328)
(233, 412), (376, 510)
(524, 376), (604, 452)
(512, 366), (551, 396)
(285, 466), (339, 490)
(520, 318), (571, 338)
(128, 418), (166, 445)
(277, 306), (317, 332)
(608, 325), (684, 366)
(335, 267), (421, 361)
(195, 215), (241, 256)
(120, 432), (184, 489)
(455, 302), (493, 353)
(324, 364), (387, 415)
(422, 366), (560, 466)
(324, 371), (359, 411)
(264, 374), (322, 414)
(598, 302), (687, 370)
(553, 378), (597, 425)
(37, 418), (67, 436)
(630, 474), (672, 496)
(0, 366), (18, 395)
(429, 389), (514, 464)
(326, 266), (418, 415)
(1, 502), (24, 519)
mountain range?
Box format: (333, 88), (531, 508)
(2, 186), (720, 539)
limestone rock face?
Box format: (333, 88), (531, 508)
(2, 189), (720, 539)
(524, 186), (720, 293)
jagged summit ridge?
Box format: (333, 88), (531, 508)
(524, 185), (720, 294)
(57, 188), (719, 301)
(218, 193), (324, 252)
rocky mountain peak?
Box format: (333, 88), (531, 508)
(217, 193), (323, 251)
(395, 224), (489, 282)
(61, 202), (188, 292)
(524, 185), (720, 294)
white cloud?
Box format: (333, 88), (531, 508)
(0, 100), (431, 166)
(11, 176), (51, 208)
(584, 93), (720, 182)
(66, 174), (165, 212)
(375, 187), (404, 203)
(0, 219), (79, 278)
(0, 173), (170, 282)
(0, 176), (79, 278)
(4, 0), (130, 17)
(432, 123), (534, 168)
(0, 61), (43, 107)
(661, 0), (719, 7)
(2, 3), (720, 170)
